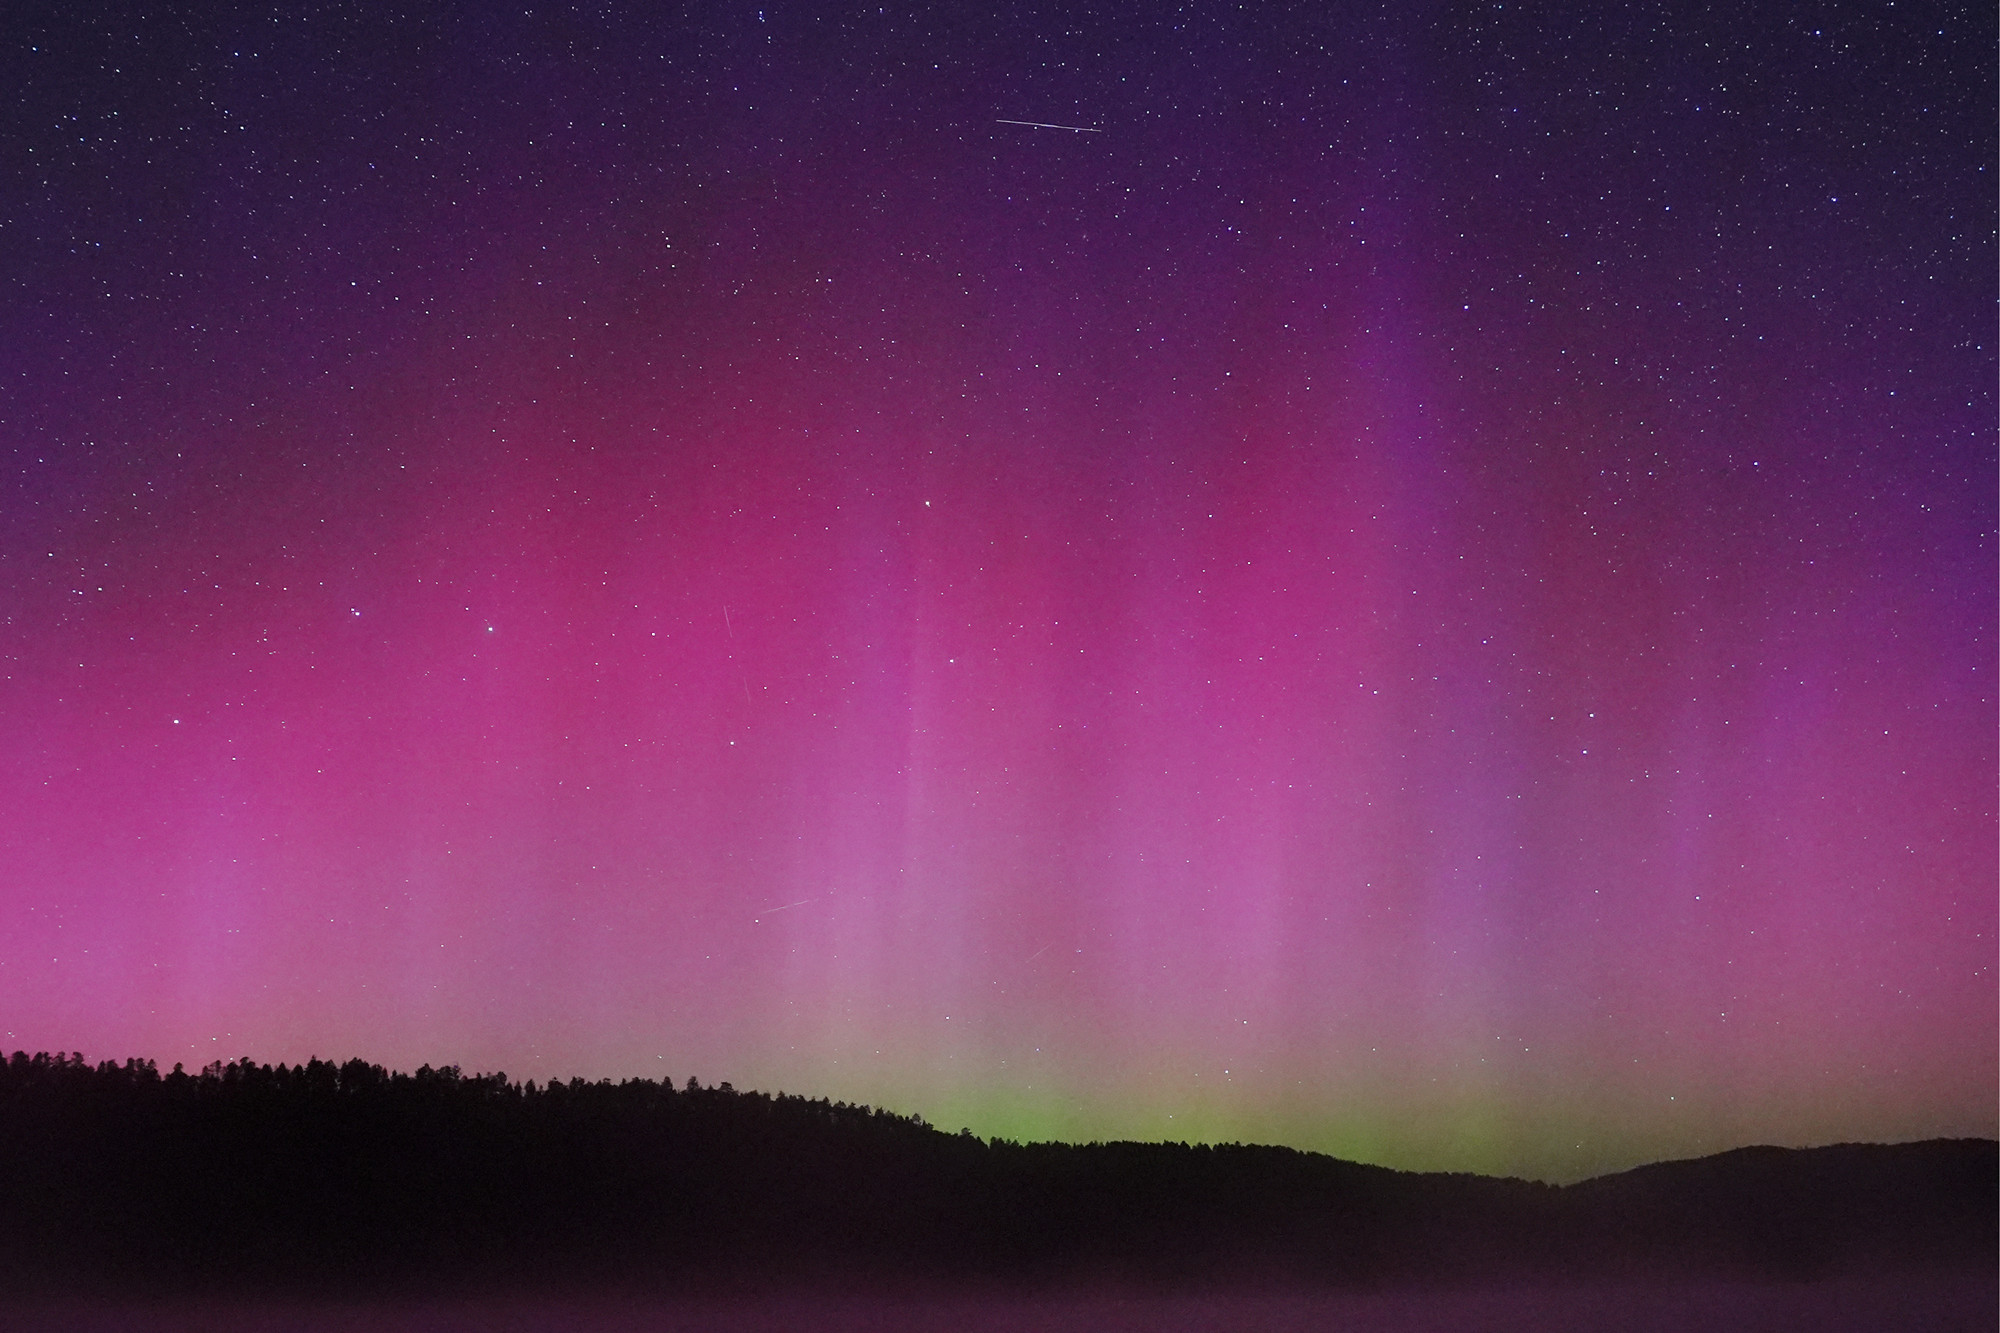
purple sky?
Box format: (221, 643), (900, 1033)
(2, 1), (1992, 1180)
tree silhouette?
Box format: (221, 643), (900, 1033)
(0, 1050), (1989, 1297)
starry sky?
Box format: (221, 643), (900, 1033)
(2, 1), (1992, 1182)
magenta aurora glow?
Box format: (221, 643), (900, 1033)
(2, 1), (1992, 1182)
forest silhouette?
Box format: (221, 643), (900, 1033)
(0, 1052), (1990, 1295)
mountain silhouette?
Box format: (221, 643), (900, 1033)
(0, 1052), (1989, 1296)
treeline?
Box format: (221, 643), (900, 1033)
(0, 1052), (1990, 1295)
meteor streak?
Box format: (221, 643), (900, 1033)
(753, 899), (815, 919)
(995, 119), (1100, 133)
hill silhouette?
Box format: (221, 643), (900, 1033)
(0, 1052), (1989, 1296)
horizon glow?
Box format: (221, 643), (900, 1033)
(2, 2), (1991, 1181)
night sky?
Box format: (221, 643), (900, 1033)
(3, 1), (1992, 1182)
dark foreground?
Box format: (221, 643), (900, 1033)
(1, 1054), (1991, 1302)
(3, 1274), (1995, 1333)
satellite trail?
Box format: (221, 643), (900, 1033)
(996, 119), (1100, 133)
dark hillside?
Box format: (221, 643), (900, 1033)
(0, 1054), (1988, 1295)
(1559, 1139), (1999, 1277)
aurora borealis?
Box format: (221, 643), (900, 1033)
(2, 1), (1991, 1182)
